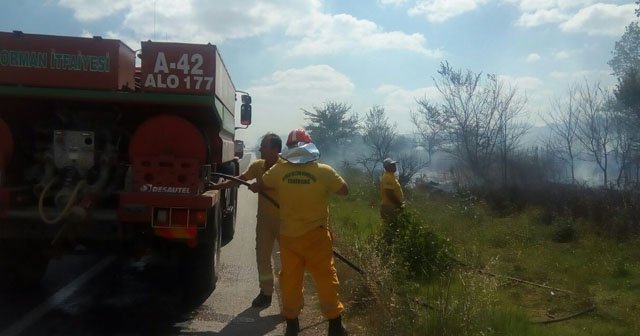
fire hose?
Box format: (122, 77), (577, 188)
(210, 172), (364, 275)
(210, 173), (598, 324)
(38, 178), (87, 225)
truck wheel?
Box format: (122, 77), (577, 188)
(220, 160), (238, 246)
(185, 205), (221, 300)
(220, 187), (237, 247)
(0, 242), (49, 288)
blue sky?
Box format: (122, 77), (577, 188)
(1, 0), (636, 145)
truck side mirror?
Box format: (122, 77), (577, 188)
(240, 94), (252, 126)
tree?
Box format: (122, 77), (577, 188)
(362, 106), (396, 161)
(542, 84), (581, 184)
(411, 100), (445, 164)
(357, 105), (397, 181)
(357, 106), (428, 186)
(613, 69), (640, 187)
(575, 81), (615, 188)
(417, 62), (528, 186)
(607, 11), (640, 187)
(615, 68), (640, 119)
(608, 22), (640, 79)
(302, 101), (359, 155)
(397, 152), (428, 187)
(611, 110), (637, 188)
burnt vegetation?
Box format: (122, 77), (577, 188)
(303, 16), (640, 241)
(323, 6), (640, 335)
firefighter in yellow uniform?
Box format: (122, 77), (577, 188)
(209, 133), (282, 308)
(260, 129), (349, 336)
(380, 158), (405, 244)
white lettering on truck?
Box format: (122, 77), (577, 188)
(153, 52), (169, 73)
(140, 184), (191, 194)
(145, 52), (212, 91)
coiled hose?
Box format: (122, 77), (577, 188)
(38, 178), (87, 225)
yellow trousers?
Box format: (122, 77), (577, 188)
(256, 216), (279, 295)
(279, 226), (344, 319)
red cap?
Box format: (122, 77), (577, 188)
(286, 128), (312, 146)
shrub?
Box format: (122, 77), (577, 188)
(552, 220), (576, 243)
(386, 210), (455, 280)
(473, 186), (526, 217)
(612, 258), (632, 278)
(533, 208), (554, 226)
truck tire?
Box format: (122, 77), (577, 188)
(0, 241), (49, 288)
(220, 187), (237, 247)
(220, 160), (239, 246)
(185, 204), (221, 300)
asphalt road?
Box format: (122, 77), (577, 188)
(180, 152), (285, 335)
(0, 153), (332, 336)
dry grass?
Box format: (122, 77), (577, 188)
(329, 181), (640, 335)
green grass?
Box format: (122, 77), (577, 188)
(329, 183), (640, 335)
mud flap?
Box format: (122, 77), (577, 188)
(184, 204), (221, 301)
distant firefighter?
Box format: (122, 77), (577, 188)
(380, 157), (405, 230)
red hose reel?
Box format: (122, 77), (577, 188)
(129, 115), (207, 163)
(129, 115), (208, 194)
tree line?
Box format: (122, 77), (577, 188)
(301, 6), (640, 190)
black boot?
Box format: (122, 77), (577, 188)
(251, 292), (272, 308)
(285, 318), (299, 336)
(328, 315), (348, 336)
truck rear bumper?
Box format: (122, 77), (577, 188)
(118, 190), (220, 222)
(0, 191), (220, 243)
(0, 208), (121, 240)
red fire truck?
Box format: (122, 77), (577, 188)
(0, 31), (251, 295)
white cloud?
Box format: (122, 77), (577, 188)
(498, 75), (544, 91)
(560, 3), (636, 36)
(58, 0), (320, 43)
(553, 50), (570, 60)
(58, 0), (130, 21)
(516, 8), (568, 27)
(409, 0), (489, 23)
(285, 12), (442, 57)
(241, 65), (356, 141)
(509, 1), (636, 36)
(550, 69), (611, 82)
(495, 75), (552, 126)
(504, 0), (592, 13)
(57, 0), (440, 57)
(378, 0), (408, 7)
(526, 53), (541, 63)
(549, 70), (617, 95)
(375, 84), (440, 132)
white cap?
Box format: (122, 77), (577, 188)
(383, 158), (397, 167)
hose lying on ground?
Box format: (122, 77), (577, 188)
(449, 256), (595, 324)
(212, 173), (595, 324)
(210, 172), (365, 275)
(531, 306), (596, 324)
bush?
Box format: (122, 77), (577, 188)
(474, 186), (526, 217)
(384, 210), (454, 280)
(552, 220), (576, 243)
(612, 258), (632, 278)
(533, 208), (554, 226)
